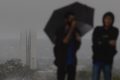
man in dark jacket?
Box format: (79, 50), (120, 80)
(92, 12), (119, 80)
(54, 12), (81, 80)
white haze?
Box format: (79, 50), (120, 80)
(0, 0), (120, 71)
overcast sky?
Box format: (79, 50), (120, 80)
(0, 0), (120, 40)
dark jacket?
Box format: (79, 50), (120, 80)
(54, 27), (81, 66)
(92, 26), (119, 64)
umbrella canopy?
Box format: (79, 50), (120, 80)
(44, 2), (94, 44)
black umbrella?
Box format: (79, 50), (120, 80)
(44, 2), (94, 44)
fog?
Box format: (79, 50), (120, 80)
(0, 0), (120, 71)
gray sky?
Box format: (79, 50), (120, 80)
(0, 0), (120, 40)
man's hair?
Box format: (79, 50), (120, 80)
(64, 12), (76, 19)
(103, 12), (115, 25)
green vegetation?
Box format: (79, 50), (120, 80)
(0, 60), (120, 80)
(0, 59), (35, 80)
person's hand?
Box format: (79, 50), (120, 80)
(109, 40), (116, 47)
(63, 37), (69, 44)
(70, 20), (77, 30)
(63, 20), (77, 44)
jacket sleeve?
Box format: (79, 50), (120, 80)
(92, 27), (101, 45)
(109, 28), (119, 56)
(54, 27), (66, 45)
(92, 27), (103, 54)
(75, 29), (81, 50)
(112, 28), (119, 40)
(76, 40), (81, 51)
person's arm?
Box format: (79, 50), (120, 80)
(109, 40), (116, 48)
(74, 31), (81, 50)
(63, 21), (76, 44)
(63, 27), (74, 43)
(92, 27), (101, 45)
(109, 29), (119, 48)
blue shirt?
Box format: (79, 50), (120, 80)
(66, 41), (75, 64)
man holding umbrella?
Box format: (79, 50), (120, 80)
(54, 12), (81, 80)
(44, 2), (94, 80)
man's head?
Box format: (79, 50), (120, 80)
(103, 12), (115, 28)
(64, 12), (77, 26)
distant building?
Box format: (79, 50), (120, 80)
(19, 28), (37, 69)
